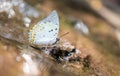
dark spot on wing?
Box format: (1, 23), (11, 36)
(42, 27), (45, 29)
(51, 29), (53, 31)
(55, 28), (57, 30)
(44, 21), (46, 24)
(49, 29), (54, 32)
(48, 20), (51, 22)
(53, 33), (57, 36)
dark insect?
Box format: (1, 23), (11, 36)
(31, 45), (81, 63)
(49, 46), (81, 63)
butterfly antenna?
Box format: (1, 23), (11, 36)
(59, 32), (69, 38)
(52, 32), (69, 45)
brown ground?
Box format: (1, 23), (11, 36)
(0, 0), (120, 76)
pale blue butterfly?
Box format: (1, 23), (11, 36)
(29, 10), (59, 46)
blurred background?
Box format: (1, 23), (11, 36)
(0, 0), (120, 76)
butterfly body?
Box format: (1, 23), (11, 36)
(29, 10), (59, 46)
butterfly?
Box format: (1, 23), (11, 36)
(29, 10), (59, 46)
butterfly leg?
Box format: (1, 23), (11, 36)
(52, 38), (60, 46)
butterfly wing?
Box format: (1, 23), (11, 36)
(29, 10), (59, 45)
